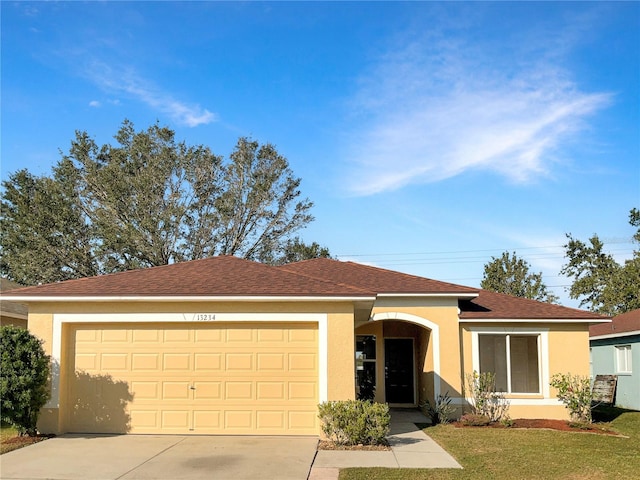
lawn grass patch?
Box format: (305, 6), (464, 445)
(339, 412), (640, 480)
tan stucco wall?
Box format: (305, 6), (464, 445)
(460, 322), (591, 420)
(327, 312), (355, 400)
(28, 300), (356, 435)
(371, 300), (463, 404)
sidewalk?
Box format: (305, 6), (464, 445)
(308, 409), (462, 480)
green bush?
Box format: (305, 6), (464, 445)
(549, 373), (593, 423)
(0, 326), (50, 436)
(465, 371), (510, 422)
(421, 391), (456, 425)
(318, 400), (390, 445)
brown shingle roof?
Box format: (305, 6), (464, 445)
(460, 289), (608, 320)
(1, 256), (608, 321)
(2, 256), (371, 298)
(590, 309), (640, 337)
(277, 258), (478, 295)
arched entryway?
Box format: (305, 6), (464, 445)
(355, 312), (441, 406)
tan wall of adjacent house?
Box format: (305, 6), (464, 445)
(0, 315), (28, 329)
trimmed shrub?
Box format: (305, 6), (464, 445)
(0, 326), (50, 436)
(318, 400), (390, 445)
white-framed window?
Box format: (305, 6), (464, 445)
(471, 328), (549, 396)
(615, 345), (632, 374)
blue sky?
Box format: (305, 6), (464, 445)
(2, 1), (639, 306)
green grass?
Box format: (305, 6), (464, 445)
(339, 412), (640, 480)
(0, 424), (20, 455)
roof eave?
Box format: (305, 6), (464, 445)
(2, 295), (377, 303)
(377, 292), (479, 299)
(459, 317), (606, 323)
(590, 329), (640, 340)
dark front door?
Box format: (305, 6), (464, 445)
(384, 338), (414, 403)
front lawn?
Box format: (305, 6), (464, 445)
(339, 411), (640, 479)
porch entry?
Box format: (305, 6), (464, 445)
(384, 338), (415, 404)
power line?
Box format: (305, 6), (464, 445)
(336, 238), (634, 260)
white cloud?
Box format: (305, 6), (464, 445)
(86, 62), (216, 127)
(89, 100), (101, 108)
(344, 28), (612, 196)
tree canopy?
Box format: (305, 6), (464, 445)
(561, 208), (640, 316)
(1, 120), (328, 285)
(481, 251), (559, 303)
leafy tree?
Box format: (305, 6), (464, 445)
(214, 138), (314, 262)
(1, 120), (321, 284)
(0, 326), (50, 436)
(272, 237), (332, 265)
(481, 251), (559, 303)
(0, 169), (98, 285)
(561, 208), (640, 315)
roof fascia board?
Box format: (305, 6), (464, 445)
(459, 318), (606, 323)
(590, 330), (640, 340)
(376, 293), (478, 299)
(3, 295), (376, 303)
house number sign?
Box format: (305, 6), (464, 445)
(192, 313), (217, 321)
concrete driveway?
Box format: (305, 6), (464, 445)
(0, 434), (319, 480)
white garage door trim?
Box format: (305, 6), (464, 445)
(48, 313), (328, 409)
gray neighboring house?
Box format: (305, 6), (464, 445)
(590, 308), (640, 410)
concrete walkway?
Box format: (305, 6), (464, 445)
(309, 409), (462, 480)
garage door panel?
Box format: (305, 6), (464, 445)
(163, 353), (191, 370)
(131, 381), (158, 399)
(257, 353), (285, 370)
(193, 382), (222, 399)
(194, 353), (222, 370)
(289, 353), (316, 371)
(69, 322), (318, 435)
(101, 353), (128, 370)
(162, 410), (190, 429)
(101, 329), (129, 342)
(163, 329), (190, 342)
(130, 410), (158, 429)
(132, 329), (160, 342)
(132, 353), (160, 370)
(193, 410), (220, 428)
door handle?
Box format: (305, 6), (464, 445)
(189, 385), (196, 390)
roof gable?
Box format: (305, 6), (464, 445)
(277, 258), (478, 296)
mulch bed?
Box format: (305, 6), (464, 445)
(318, 440), (391, 451)
(1, 434), (54, 455)
(452, 418), (621, 436)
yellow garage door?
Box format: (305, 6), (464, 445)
(68, 322), (319, 435)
